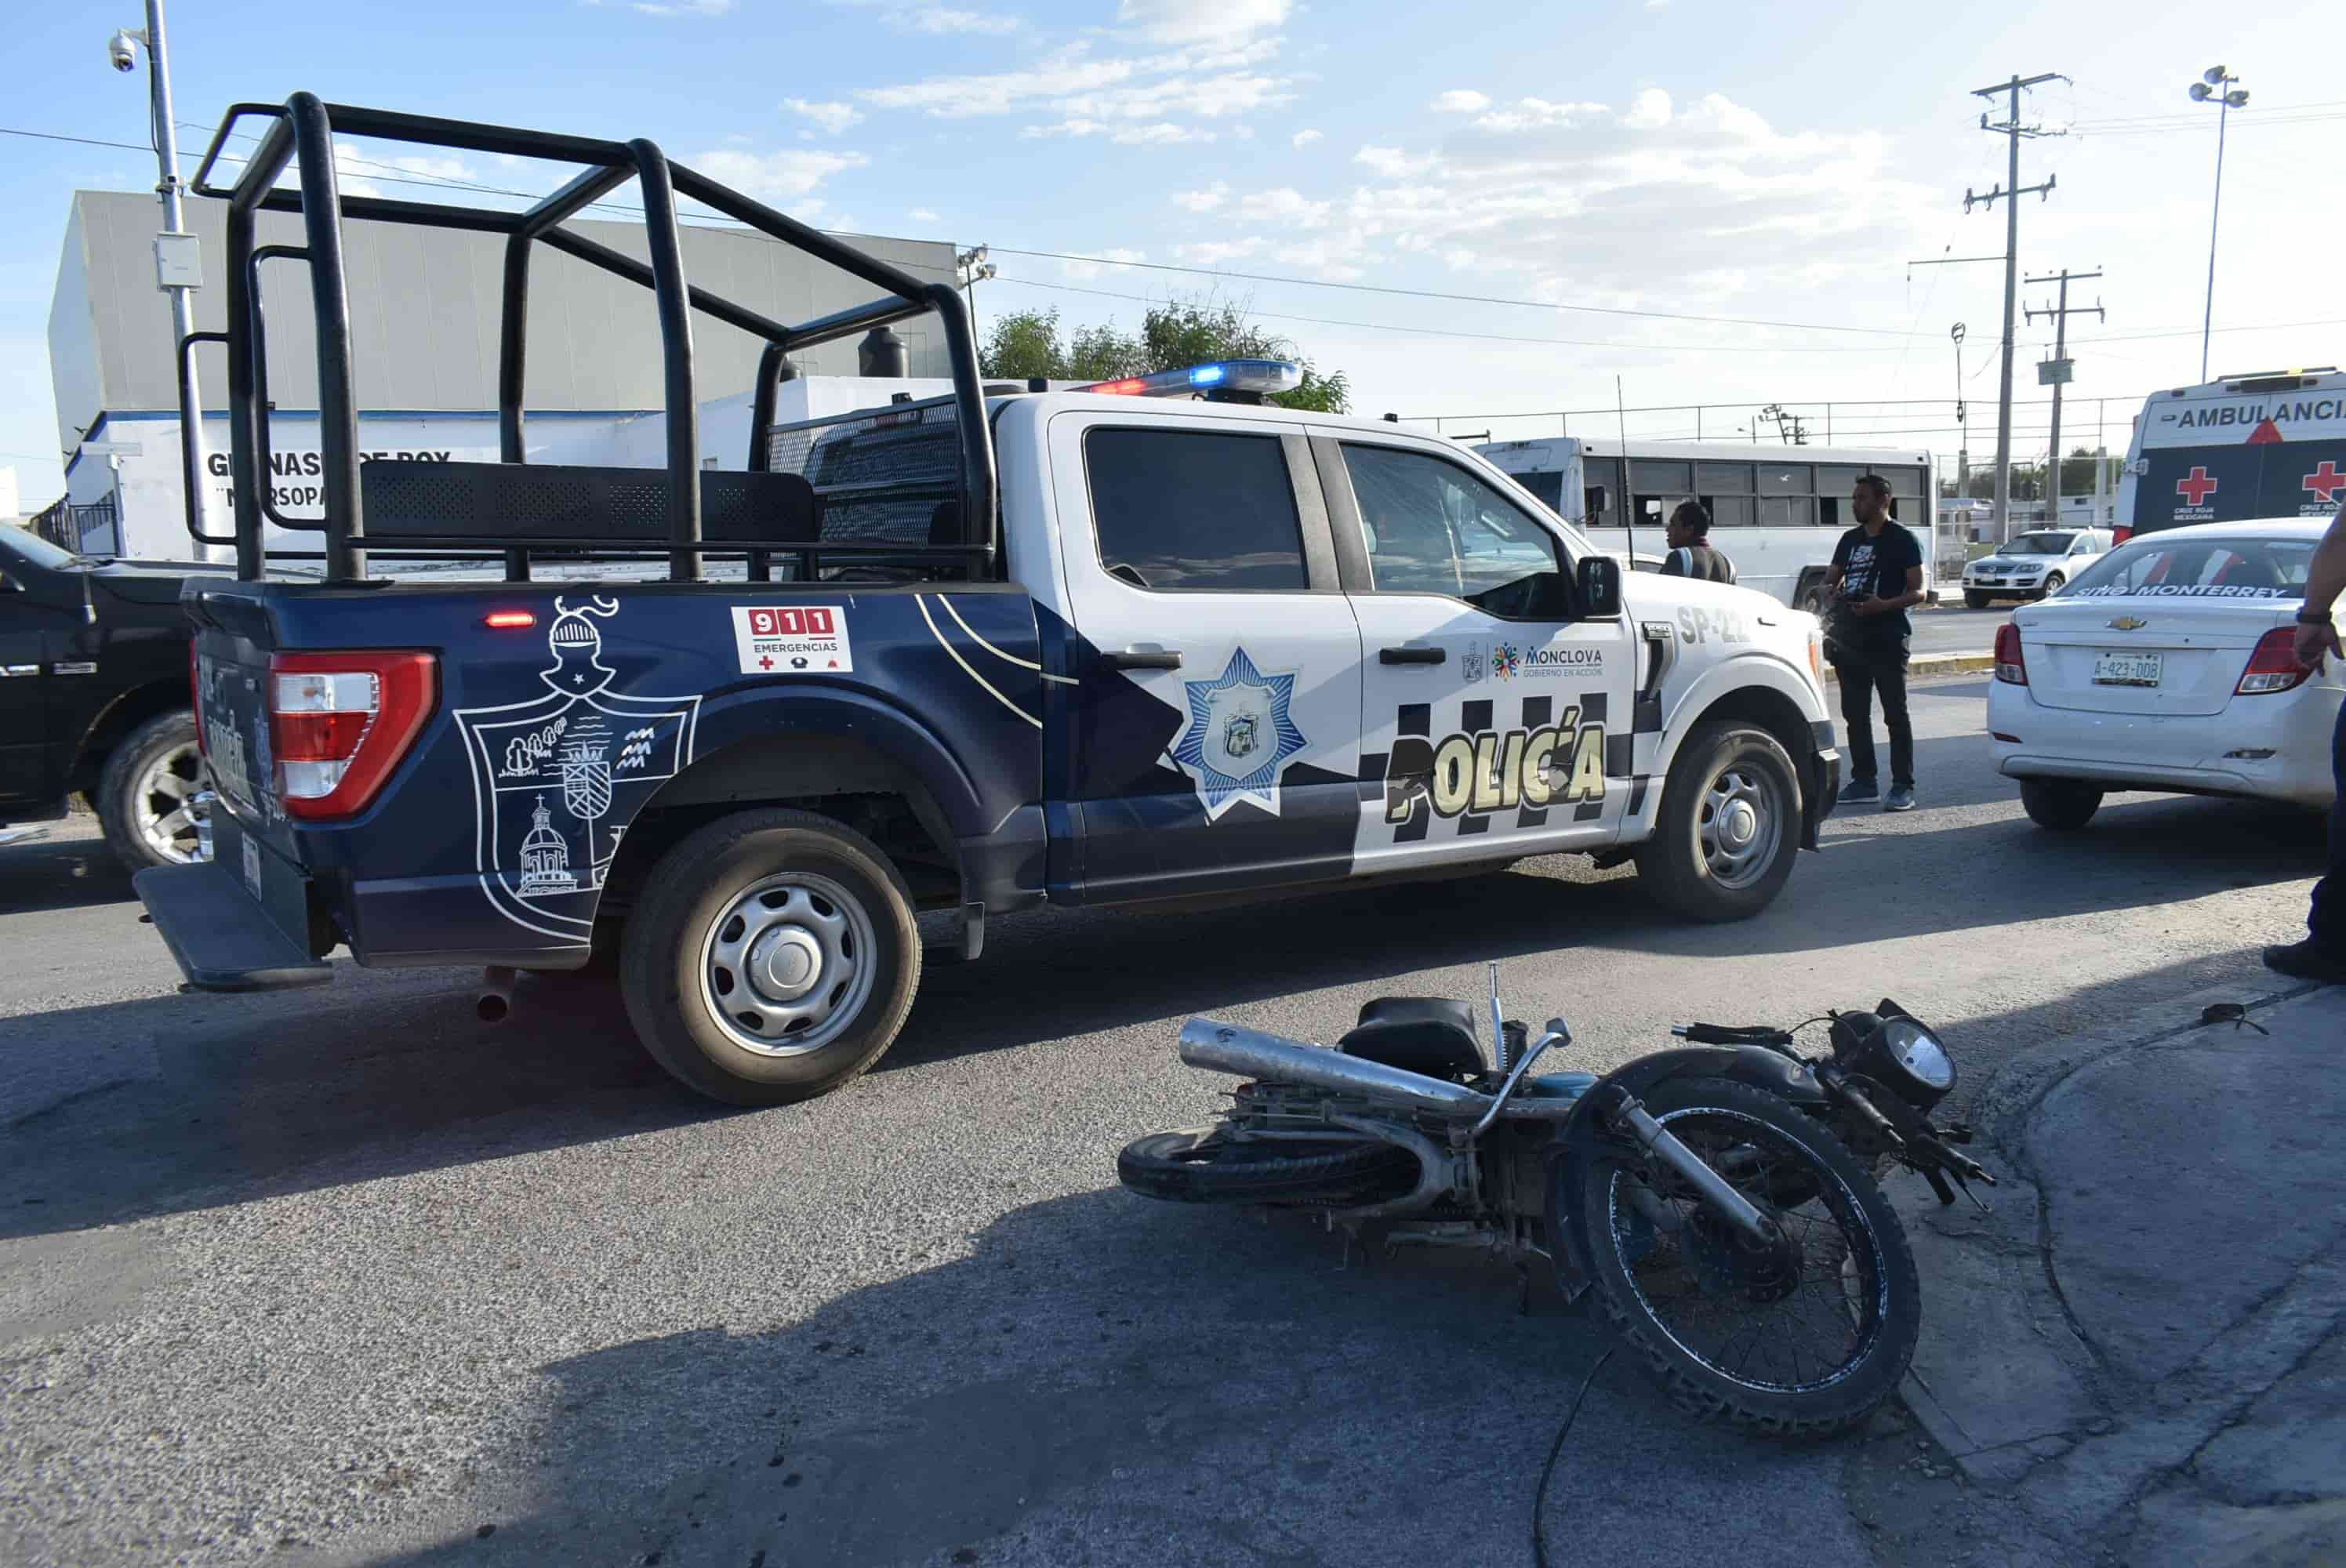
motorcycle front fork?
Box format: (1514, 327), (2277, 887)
(1598, 1087), (1778, 1246)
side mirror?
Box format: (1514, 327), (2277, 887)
(1576, 555), (1622, 619)
(1582, 484), (1610, 521)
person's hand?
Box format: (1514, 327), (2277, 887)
(1854, 594), (1888, 618)
(2296, 616), (2342, 672)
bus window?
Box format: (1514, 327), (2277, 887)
(1696, 463), (1754, 493)
(1582, 457), (1624, 528)
(1758, 463), (1811, 495)
(1757, 495), (1814, 528)
(1631, 460), (1692, 492)
(1513, 470), (1567, 513)
(1705, 496), (1754, 527)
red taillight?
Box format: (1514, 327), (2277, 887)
(189, 642), (206, 756)
(2236, 628), (2312, 696)
(1994, 621), (2027, 685)
(484, 610), (536, 630)
(2112, 525), (2133, 546)
(268, 651), (438, 820)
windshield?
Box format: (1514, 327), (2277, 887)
(2003, 532), (2075, 555)
(2064, 536), (2316, 601)
(0, 524), (78, 572)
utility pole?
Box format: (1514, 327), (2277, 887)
(1966, 72), (2065, 544)
(1950, 322), (1970, 498)
(109, 2), (217, 559)
(2024, 268), (2103, 527)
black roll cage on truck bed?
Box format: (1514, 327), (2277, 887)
(181, 91), (997, 584)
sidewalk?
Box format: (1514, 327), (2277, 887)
(1894, 980), (2346, 1566)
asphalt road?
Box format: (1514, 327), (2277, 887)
(1909, 603), (2007, 659)
(0, 674), (2322, 1568)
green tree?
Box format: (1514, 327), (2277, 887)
(976, 293), (1349, 413)
(978, 307), (1070, 382)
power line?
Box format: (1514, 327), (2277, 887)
(994, 272), (2346, 361)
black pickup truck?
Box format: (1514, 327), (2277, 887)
(0, 524), (228, 870)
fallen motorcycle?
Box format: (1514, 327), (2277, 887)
(1119, 968), (1991, 1438)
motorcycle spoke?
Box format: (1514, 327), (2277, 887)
(1604, 1109), (1885, 1395)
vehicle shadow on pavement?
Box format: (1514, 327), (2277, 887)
(334, 1185), (1862, 1568)
(0, 831), (136, 916)
(4, 775), (2319, 1247)
(0, 973), (714, 1243)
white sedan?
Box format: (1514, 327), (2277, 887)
(1987, 519), (2342, 829)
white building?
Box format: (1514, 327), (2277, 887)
(47, 190), (961, 560)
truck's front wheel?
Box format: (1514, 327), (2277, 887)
(1633, 720), (1802, 922)
(621, 809), (922, 1105)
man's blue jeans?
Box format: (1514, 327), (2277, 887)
(2309, 698), (2346, 952)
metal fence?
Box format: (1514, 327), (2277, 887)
(27, 494), (118, 552)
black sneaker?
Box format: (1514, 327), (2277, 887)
(1841, 778), (1880, 804)
(2262, 941), (2346, 983)
(1883, 785), (1916, 812)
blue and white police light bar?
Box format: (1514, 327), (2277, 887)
(1078, 360), (1304, 400)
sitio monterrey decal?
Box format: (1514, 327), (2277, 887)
(456, 597), (702, 944)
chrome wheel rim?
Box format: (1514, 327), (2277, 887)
(1696, 761), (1784, 891)
(698, 871), (876, 1056)
(133, 742), (206, 864)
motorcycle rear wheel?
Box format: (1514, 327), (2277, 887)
(1118, 1127), (1416, 1205)
(1560, 1076), (1919, 1439)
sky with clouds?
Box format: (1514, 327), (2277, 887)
(4, 0), (2342, 505)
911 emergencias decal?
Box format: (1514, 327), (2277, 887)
(732, 605), (855, 673)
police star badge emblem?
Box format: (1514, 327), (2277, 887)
(1170, 646), (1309, 821)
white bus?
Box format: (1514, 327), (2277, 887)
(1476, 437), (1937, 615)
(2116, 367), (2346, 542)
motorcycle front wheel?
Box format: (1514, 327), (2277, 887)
(1560, 1076), (1919, 1439)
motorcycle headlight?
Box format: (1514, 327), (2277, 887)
(1832, 1004), (1956, 1110)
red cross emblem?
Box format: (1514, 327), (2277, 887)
(758, 655), (774, 670)
(2176, 466), (2218, 506)
(2303, 462), (2346, 504)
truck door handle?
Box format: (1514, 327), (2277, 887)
(1378, 645), (1447, 665)
(1100, 648), (1182, 671)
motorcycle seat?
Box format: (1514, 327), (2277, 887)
(1338, 996), (1485, 1080)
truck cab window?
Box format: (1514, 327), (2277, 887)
(1343, 443), (1568, 618)
(1085, 428), (1308, 591)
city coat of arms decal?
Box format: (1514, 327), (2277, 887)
(454, 597), (701, 942)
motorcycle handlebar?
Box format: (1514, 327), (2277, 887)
(1673, 1022), (1798, 1048)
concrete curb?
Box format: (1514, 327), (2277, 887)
(1896, 978), (2341, 1515)
(1822, 652), (1995, 684)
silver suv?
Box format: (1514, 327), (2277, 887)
(1962, 528), (2113, 607)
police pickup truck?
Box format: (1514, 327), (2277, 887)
(136, 95), (1842, 1105)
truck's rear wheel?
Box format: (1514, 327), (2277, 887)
(99, 710), (205, 873)
(1633, 720), (1801, 922)
(621, 809), (921, 1105)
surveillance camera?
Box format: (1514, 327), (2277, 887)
(107, 29), (139, 71)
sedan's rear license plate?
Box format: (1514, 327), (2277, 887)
(2093, 651), (2163, 687)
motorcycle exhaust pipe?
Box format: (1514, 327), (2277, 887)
(477, 965), (518, 1024)
(1178, 1018), (1496, 1119)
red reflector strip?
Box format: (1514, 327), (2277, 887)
(275, 709), (376, 761)
(484, 610), (536, 630)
